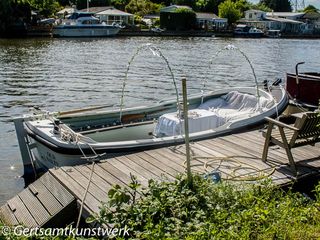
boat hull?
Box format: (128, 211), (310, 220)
(286, 72), (320, 108)
(15, 87), (288, 170)
(52, 26), (120, 37)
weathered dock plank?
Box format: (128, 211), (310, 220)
(0, 172), (76, 228)
(1, 129), (320, 228)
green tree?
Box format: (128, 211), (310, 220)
(110, 0), (130, 11)
(28, 0), (61, 17)
(125, 0), (162, 16)
(233, 0), (253, 17)
(172, 0), (196, 9)
(75, 0), (111, 10)
(259, 0), (292, 12)
(57, 0), (70, 6)
(304, 4), (318, 13)
(218, 0), (241, 24)
(252, 2), (272, 12)
(195, 0), (224, 13)
(0, 0), (31, 36)
(235, 0), (251, 13)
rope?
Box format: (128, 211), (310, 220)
(76, 161), (95, 228)
(74, 135), (101, 229)
(169, 145), (276, 182)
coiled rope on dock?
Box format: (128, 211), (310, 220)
(169, 144), (276, 182)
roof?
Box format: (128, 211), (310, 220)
(96, 8), (133, 16)
(143, 14), (160, 19)
(265, 17), (303, 24)
(236, 24), (249, 28)
(266, 12), (304, 18)
(302, 12), (320, 20)
(196, 12), (219, 19)
(245, 9), (265, 13)
(160, 5), (192, 13)
(57, 7), (77, 15)
(79, 6), (112, 13)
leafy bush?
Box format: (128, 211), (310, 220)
(89, 174), (320, 239)
(218, 0), (242, 24)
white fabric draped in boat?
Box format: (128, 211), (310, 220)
(154, 91), (272, 137)
(154, 109), (226, 137)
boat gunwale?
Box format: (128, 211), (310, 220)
(21, 87), (288, 156)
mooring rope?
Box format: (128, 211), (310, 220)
(169, 144), (276, 182)
(75, 137), (100, 229)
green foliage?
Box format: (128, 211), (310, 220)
(125, 0), (162, 16)
(171, 0), (196, 9)
(235, 0), (251, 14)
(0, 0), (31, 36)
(90, 174), (320, 239)
(28, 0), (62, 17)
(110, 0), (130, 11)
(259, 0), (292, 12)
(304, 4), (319, 13)
(218, 0), (242, 24)
(160, 7), (196, 30)
(74, 0), (111, 10)
(251, 2), (272, 12)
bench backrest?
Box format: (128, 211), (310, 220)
(290, 112), (320, 146)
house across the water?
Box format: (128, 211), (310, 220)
(239, 9), (320, 35)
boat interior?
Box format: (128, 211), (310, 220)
(57, 91), (273, 143)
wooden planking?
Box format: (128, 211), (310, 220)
(69, 166), (109, 202)
(18, 189), (51, 226)
(6, 196), (38, 227)
(50, 167), (101, 214)
(75, 165), (112, 194)
(28, 178), (63, 216)
(40, 172), (74, 207)
(135, 152), (180, 178)
(154, 147), (204, 173)
(91, 164), (129, 187)
(116, 155), (161, 179)
(107, 157), (149, 186)
(0, 204), (19, 226)
(0, 172), (76, 228)
(146, 149), (186, 172)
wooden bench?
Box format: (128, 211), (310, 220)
(262, 112), (320, 174)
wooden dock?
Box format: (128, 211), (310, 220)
(1, 129), (320, 227)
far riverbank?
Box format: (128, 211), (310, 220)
(25, 27), (320, 38)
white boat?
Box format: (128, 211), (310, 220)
(52, 15), (121, 37)
(14, 86), (288, 170)
(234, 25), (264, 37)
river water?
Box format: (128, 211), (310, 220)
(0, 36), (319, 205)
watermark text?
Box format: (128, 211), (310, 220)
(1, 225), (130, 237)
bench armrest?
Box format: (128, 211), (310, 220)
(264, 117), (300, 131)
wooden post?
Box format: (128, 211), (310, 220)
(182, 78), (192, 186)
(13, 117), (37, 179)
